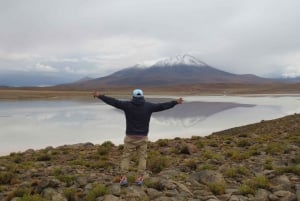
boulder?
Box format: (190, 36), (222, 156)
(273, 190), (297, 201)
(189, 170), (225, 185)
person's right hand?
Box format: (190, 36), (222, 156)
(93, 91), (101, 98)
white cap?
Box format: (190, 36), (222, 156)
(133, 89), (144, 97)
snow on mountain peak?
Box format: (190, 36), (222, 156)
(134, 55), (208, 68)
(153, 54), (207, 67)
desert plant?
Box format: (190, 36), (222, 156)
(239, 176), (270, 195)
(265, 142), (284, 155)
(63, 188), (77, 201)
(157, 139), (169, 147)
(56, 175), (74, 186)
(195, 140), (204, 148)
(14, 186), (31, 197)
(147, 151), (171, 173)
(264, 158), (273, 170)
(239, 184), (254, 195)
(0, 172), (14, 184)
(36, 153), (51, 161)
(86, 184), (109, 201)
(101, 141), (114, 147)
(52, 168), (74, 186)
(275, 166), (300, 176)
(17, 194), (43, 201)
(237, 140), (251, 147)
(202, 149), (221, 160)
(208, 182), (226, 195)
(224, 166), (248, 178)
(238, 133), (248, 137)
(197, 163), (214, 171)
(183, 159), (198, 170)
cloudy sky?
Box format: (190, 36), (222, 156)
(0, 0), (300, 85)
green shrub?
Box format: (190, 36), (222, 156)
(195, 140), (204, 148)
(36, 154), (51, 161)
(14, 186), (31, 197)
(63, 188), (77, 201)
(239, 176), (270, 195)
(144, 179), (164, 191)
(224, 168), (237, 178)
(157, 139), (169, 147)
(97, 141), (114, 155)
(184, 159), (198, 170)
(56, 175), (74, 186)
(264, 158), (273, 170)
(197, 163), (214, 171)
(275, 166), (300, 176)
(10, 153), (23, 163)
(147, 151), (171, 173)
(0, 172), (14, 184)
(179, 144), (190, 154)
(202, 150), (221, 160)
(238, 133), (248, 137)
(0, 185), (6, 192)
(237, 140), (251, 147)
(225, 149), (250, 161)
(118, 144), (124, 151)
(224, 166), (248, 178)
(17, 194), (43, 201)
(265, 142), (284, 155)
(239, 184), (254, 195)
(86, 184), (109, 201)
(208, 182), (226, 195)
(101, 141), (114, 147)
(52, 168), (74, 186)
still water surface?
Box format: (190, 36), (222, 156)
(0, 95), (299, 155)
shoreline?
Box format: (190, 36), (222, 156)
(1, 82), (300, 100)
(0, 88), (300, 101)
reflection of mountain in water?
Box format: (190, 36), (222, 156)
(152, 102), (255, 127)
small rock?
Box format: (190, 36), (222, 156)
(153, 196), (174, 201)
(110, 183), (121, 196)
(146, 188), (163, 200)
(268, 194), (279, 201)
(186, 143), (198, 154)
(271, 175), (292, 191)
(75, 176), (88, 187)
(296, 183), (300, 201)
(273, 190), (297, 201)
(190, 170), (225, 185)
(165, 189), (179, 197)
(103, 194), (120, 201)
(229, 195), (239, 201)
(255, 188), (270, 201)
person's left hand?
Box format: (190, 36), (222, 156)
(176, 97), (184, 104)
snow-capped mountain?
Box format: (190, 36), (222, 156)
(152, 54), (208, 67)
(58, 55), (276, 88)
(135, 54), (208, 68)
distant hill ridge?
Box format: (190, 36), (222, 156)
(60, 54), (276, 88)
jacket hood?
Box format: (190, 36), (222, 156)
(131, 97), (145, 106)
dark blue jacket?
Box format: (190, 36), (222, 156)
(98, 95), (178, 136)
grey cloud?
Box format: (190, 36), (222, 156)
(0, 0), (300, 83)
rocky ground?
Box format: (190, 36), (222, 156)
(0, 114), (299, 201)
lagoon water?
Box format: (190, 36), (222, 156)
(0, 95), (300, 156)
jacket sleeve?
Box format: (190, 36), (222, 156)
(151, 101), (178, 112)
(98, 95), (127, 110)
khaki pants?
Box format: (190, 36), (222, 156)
(120, 135), (148, 176)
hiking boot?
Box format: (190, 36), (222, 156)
(136, 176), (144, 186)
(120, 176), (128, 187)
